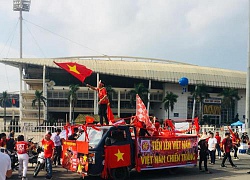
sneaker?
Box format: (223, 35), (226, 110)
(232, 165), (237, 168)
(45, 176), (52, 180)
(22, 177), (28, 180)
(18, 175), (22, 179)
(221, 164), (227, 168)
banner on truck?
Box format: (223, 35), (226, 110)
(137, 136), (198, 169)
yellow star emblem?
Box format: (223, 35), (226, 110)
(44, 144), (48, 150)
(67, 64), (80, 74)
(114, 149), (124, 162)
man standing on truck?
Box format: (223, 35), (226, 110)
(87, 80), (109, 125)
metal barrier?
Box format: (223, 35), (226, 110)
(0, 122), (65, 143)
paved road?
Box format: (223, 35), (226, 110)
(9, 153), (250, 180)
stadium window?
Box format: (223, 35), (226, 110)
(174, 113), (179, 117)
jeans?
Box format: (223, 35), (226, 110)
(199, 153), (208, 171)
(209, 150), (216, 164)
(216, 144), (221, 157)
(45, 158), (52, 178)
(98, 104), (109, 125)
(54, 146), (62, 165)
(233, 146), (238, 158)
(221, 152), (235, 166)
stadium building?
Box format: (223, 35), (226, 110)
(0, 56), (246, 126)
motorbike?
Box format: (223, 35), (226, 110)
(27, 137), (39, 166)
(33, 147), (45, 178)
(0, 147), (19, 170)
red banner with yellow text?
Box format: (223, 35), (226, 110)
(62, 140), (79, 171)
(136, 136), (198, 170)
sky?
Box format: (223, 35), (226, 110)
(0, 0), (249, 93)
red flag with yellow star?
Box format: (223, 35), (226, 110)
(54, 61), (92, 83)
(105, 144), (131, 169)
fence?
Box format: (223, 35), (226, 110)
(0, 122), (65, 143)
(1, 122), (250, 143)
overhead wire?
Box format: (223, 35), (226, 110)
(23, 18), (107, 56)
(4, 19), (20, 90)
(23, 21), (47, 58)
(0, 19), (19, 57)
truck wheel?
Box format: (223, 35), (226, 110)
(111, 167), (129, 180)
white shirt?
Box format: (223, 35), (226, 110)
(53, 134), (61, 146)
(0, 152), (11, 180)
(208, 137), (217, 151)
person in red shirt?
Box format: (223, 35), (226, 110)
(87, 80), (109, 125)
(232, 132), (240, 160)
(0, 133), (7, 148)
(16, 135), (33, 180)
(215, 132), (222, 159)
(221, 132), (237, 168)
(41, 132), (55, 179)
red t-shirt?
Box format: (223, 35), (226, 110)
(16, 141), (28, 154)
(0, 139), (7, 148)
(42, 139), (55, 158)
(215, 135), (221, 144)
(222, 138), (232, 153)
(97, 87), (108, 104)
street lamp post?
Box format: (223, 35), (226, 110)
(246, 0), (250, 134)
(13, 0), (31, 58)
(13, 0), (31, 125)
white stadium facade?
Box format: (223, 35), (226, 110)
(0, 56), (246, 126)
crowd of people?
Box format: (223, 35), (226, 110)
(198, 130), (249, 174)
(0, 129), (63, 180)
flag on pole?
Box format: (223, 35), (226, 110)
(107, 104), (115, 123)
(136, 94), (155, 130)
(194, 117), (200, 134)
(54, 61), (92, 83)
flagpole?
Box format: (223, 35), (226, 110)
(69, 95), (72, 124)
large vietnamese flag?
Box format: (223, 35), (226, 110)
(54, 61), (92, 83)
(105, 144), (131, 169)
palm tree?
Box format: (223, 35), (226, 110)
(32, 90), (46, 126)
(106, 85), (116, 107)
(68, 84), (79, 123)
(129, 83), (149, 107)
(190, 83), (210, 120)
(218, 88), (240, 124)
(162, 91), (178, 119)
(0, 91), (8, 131)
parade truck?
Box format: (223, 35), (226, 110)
(62, 124), (198, 180)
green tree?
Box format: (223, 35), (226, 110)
(218, 88), (240, 124)
(106, 85), (116, 107)
(0, 91), (9, 131)
(162, 91), (178, 119)
(68, 84), (79, 123)
(191, 83), (210, 120)
(129, 83), (149, 107)
(32, 90), (46, 125)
